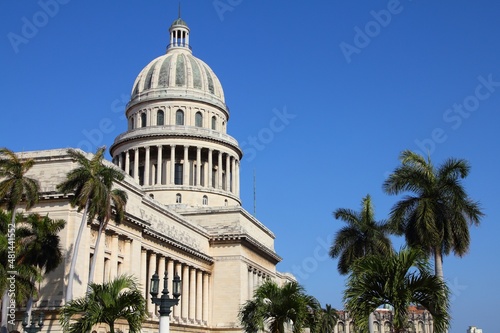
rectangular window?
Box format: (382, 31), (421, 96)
(175, 163), (183, 185)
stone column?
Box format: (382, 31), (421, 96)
(148, 253), (157, 315)
(236, 160), (240, 196)
(208, 149), (213, 188)
(202, 273), (209, 324)
(231, 156), (236, 193)
(140, 249), (147, 295)
(110, 234), (119, 280)
(225, 154), (230, 191)
(196, 270), (203, 322)
(196, 147), (201, 186)
(145, 146), (150, 186)
(123, 239), (131, 274)
(133, 148), (139, 183)
(157, 145), (163, 185)
(182, 264), (189, 321)
(183, 145), (189, 185)
(118, 153), (123, 169)
(217, 151), (223, 189)
(170, 145), (176, 185)
(248, 267), (253, 300)
(125, 150), (130, 176)
(189, 267), (196, 322)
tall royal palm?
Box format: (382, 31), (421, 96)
(239, 280), (319, 333)
(329, 194), (393, 275)
(57, 147), (126, 301)
(17, 213), (66, 320)
(383, 150), (483, 278)
(0, 148), (40, 333)
(344, 247), (450, 333)
(88, 186), (127, 284)
(60, 275), (147, 333)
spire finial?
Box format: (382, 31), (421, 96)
(178, 2), (181, 18)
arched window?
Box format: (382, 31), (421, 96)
(157, 110), (164, 126)
(384, 322), (391, 333)
(176, 109), (184, 125)
(129, 118), (134, 130)
(141, 113), (147, 127)
(195, 112), (203, 127)
(211, 116), (216, 130)
(338, 323), (344, 333)
(176, 193), (182, 203)
(202, 195), (208, 205)
(224, 199), (228, 206)
(149, 194), (154, 199)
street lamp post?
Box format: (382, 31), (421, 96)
(150, 271), (181, 333)
(22, 312), (44, 333)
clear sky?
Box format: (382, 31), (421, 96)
(2, 1), (499, 332)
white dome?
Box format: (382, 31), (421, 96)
(129, 17), (227, 112)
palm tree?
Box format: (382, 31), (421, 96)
(239, 280), (319, 333)
(88, 186), (127, 285)
(60, 275), (147, 333)
(316, 304), (339, 333)
(0, 148), (40, 333)
(329, 194), (393, 275)
(0, 209), (41, 333)
(383, 150), (483, 278)
(343, 247), (450, 333)
(17, 213), (66, 321)
(57, 147), (126, 301)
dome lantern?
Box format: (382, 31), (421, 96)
(167, 13), (191, 53)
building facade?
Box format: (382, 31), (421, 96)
(334, 307), (435, 333)
(11, 15), (294, 333)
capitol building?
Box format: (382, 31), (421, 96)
(13, 15), (293, 333)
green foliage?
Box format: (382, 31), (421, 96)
(329, 194), (393, 275)
(239, 280), (320, 333)
(17, 213), (66, 273)
(0, 210), (41, 304)
(343, 248), (450, 333)
(0, 147), (39, 211)
(57, 147), (128, 299)
(315, 304), (339, 333)
(383, 150), (484, 277)
(59, 275), (147, 333)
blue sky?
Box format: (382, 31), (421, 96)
(2, 1), (499, 332)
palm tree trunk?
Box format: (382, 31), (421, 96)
(1, 291), (9, 333)
(66, 201), (89, 302)
(88, 222), (104, 285)
(434, 247), (444, 279)
(369, 312), (374, 333)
